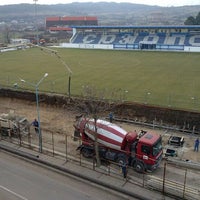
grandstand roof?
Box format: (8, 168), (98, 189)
(46, 16), (97, 22)
(71, 25), (200, 30)
(48, 27), (72, 31)
(46, 17), (60, 21)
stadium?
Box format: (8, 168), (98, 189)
(65, 24), (200, 52)
(44, 16), (200, 51)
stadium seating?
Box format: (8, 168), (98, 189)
(71, 31), (200, 49)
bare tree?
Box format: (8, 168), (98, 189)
(3, 24), (11, 44)
(75, 85), (113, 167)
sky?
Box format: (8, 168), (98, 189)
(0, 0), (199, 7)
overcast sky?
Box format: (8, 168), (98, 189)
(0, 0), (199, 7)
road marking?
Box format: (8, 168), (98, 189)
(0, 185), (28, 200)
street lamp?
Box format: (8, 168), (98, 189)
(145, 92), (151, 104)
(123, 90), (128, 101)
(20, 73), (48, 153)
(191, 97), (195, 110)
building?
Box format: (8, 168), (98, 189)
(46, 16), (98, 33)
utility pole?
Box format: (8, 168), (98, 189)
(39, 46), (73, 98)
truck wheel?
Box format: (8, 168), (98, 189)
(134, 162), (144, 173)
(116, 156), (126, 166)
(81, 148), (92, 158)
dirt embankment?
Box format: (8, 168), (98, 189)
(1, 88), (200, 133)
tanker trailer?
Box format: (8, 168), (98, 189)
(74, 117), (162, 172)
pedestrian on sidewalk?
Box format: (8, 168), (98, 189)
(121, 162), (127, 179)
(194, 138), (199, 152)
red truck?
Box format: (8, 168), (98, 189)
(74, 117), (162, 172)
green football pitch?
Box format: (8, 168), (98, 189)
(0, 47), (200, 111)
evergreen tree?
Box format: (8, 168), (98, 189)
(196, 12), (200, 25)
(184, 16), (196, 25)
(184, 12), (200, 25)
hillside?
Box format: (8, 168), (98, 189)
(0, 2), (200, 25)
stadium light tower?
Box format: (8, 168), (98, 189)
(33, 0), (39, 45)
(20, 73), (48, 153)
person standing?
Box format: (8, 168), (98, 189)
(121, 162), (127, 179)
(109, 112), (113, 123)
(32, 119), (39, 134)
(194, 138), (199, 152)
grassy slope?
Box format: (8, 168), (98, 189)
(0, 47), (200, 110)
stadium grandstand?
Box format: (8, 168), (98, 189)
(46, 16), (98, 33)
(68, 25), (200, 51)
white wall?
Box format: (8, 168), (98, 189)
(59, 43), (113, 50)
(59, 43), (200, 52)
(184, 46), (200, 52)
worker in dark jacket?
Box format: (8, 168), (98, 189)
(32, 119), (39, 134)
(194, 138), (199, 152)
(109, 112), (113, 123)
(121, 162), (127, 179)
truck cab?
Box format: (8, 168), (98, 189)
(133, 132), (163, 172)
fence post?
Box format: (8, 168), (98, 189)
(8, 120), (11, 142)
(18, 126), (22, 147)
(79, 137), (82, 166)
(143, 172), (145, 187)
(65, 134), (68, 161)
(162, 162), (167, 194)
(183, 169), (187, 199)
(108, 162), (110, 175)
(0, 122), (1, 140)
(192, 125), (195, 135)
(93, 156), (95, 170)
(28, 125), (31, 148)
(16, 122), (21, 146)
(52, 131), (54, 156)
(79, 151), (82, 166)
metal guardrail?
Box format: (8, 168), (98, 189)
(147, 176), (200, 200)
(113, 117), (200, 135)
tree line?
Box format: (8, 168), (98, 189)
(184, 12), (200, 25)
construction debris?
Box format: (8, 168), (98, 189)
(0, 113), (29, 137)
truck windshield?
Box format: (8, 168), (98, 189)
(152, 139), (162, 156)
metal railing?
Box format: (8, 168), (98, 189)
(0, 129), (199, 200)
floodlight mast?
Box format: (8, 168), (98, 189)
(33, 0), (39, 45)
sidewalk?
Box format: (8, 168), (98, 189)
(0, 140), (175, 200)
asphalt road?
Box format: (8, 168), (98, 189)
(0, 151), (131, 200)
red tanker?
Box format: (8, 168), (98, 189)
(74, 117), (162, 172)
